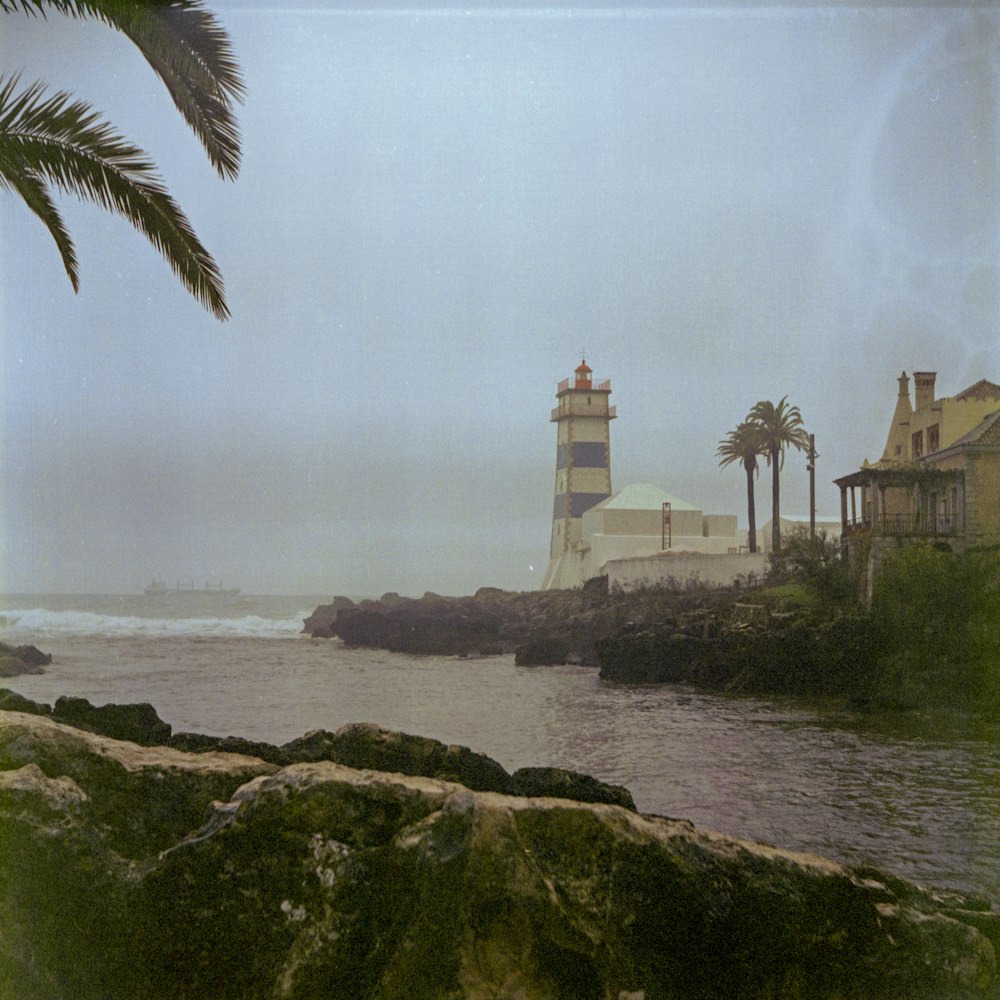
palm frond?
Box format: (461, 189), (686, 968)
(748, 396), (809, 469)
(0, 143), (79, 288)
(717, 421), (763, 474)
(0, 75), (229, 318)
(3, 0), (243, 178)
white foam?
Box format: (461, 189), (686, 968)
(0, 607), (308, 640)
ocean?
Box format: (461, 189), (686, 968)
(2, 591), (998, 900)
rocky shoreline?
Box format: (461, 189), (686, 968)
(303, 585), (883, 700)
(303, 582), (995, 714)
(303, 581), (739, 668)
(0, 689), (634, 810)
(2, 697), (998, 998)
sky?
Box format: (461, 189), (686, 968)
(1, 2), (998, 596)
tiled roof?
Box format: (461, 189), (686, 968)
(947, 409), (1000, 448)
(953, 379), (1000, 402)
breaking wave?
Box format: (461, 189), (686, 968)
(0, 607), (308, 640)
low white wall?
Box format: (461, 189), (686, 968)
(588, 533), (747, 570)
(606, 551), (768, 591)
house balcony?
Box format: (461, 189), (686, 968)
(842, 513), (957, 538)
(835, 466), (965, 543)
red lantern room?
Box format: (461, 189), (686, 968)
(574, 359), (593, 389)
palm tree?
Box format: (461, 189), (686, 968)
(717, 421), (764, 554)
(748, 396), (810, 554)
(0, 0), (243, 319)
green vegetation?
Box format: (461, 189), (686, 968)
(867, 544), (1000, 713)
(758, 538), (1000, 714)
(598, 535), (1000, 721)
(766, 529), (856, 605)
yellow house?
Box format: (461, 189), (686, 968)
(835, 371), (1000, 598)
(880, 371), (1000, 468)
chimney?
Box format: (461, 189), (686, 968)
(913, 371), (936, 411)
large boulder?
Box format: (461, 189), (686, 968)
(0, 689), (51, 714)
(331, 597), (507, 657)
(307, 722), (514, 794)
(0, 711), (278, 858)
(0, 642), (50, 678)
(510, 765), (636, 810)
(301, 596), (357, 637)
(52, 695), (173, 746)
(1, 710), (997, 999)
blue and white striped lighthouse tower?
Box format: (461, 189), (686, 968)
(542, 358), (616, 590)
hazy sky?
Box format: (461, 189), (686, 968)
(2, 2), (998, 595)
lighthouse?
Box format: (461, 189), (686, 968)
(541, 359), (616, 590)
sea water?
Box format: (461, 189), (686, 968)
(1, 592), (998, 900)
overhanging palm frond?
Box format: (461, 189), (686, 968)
(2, 0), (244, 178)
(0, 75), (229, 318)
(0, 115), (80, 286)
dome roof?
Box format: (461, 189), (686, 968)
(592, 483), (699, 512)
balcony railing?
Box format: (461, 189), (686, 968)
(556, 377), (612, 393)
(551, 403), (617, 421)
(844, 514), (957, 537)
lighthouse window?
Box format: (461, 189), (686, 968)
(587, 396), (592, 404)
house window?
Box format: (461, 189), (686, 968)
(912, 430), (924, 459)
(927, 424), (939, 453)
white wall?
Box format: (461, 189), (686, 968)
(606, 551), (768, 591)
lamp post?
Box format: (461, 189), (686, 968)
(806, 434), (817, 540)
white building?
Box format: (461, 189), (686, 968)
(757, 515), (843, 553)
(541, 360), (754, 590)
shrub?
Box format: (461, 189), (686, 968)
(869, 544), (1000, 711)
(767, 529), (855, 604)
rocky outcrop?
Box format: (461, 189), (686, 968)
(306, 582), (737, 666)
(50, 694), (173, 745)
(597, 608), (880, 699)
(1, 709), (996, 1000)
(306, 721), (513, 793)
(301, 595), (359, 637)
(0, 641), (50, 677)
(0, 690), (633, 807)
(0, 689), (172, 745)
(510, 765), (636, 810)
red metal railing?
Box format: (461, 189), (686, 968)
(556, 377), (612, 393)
